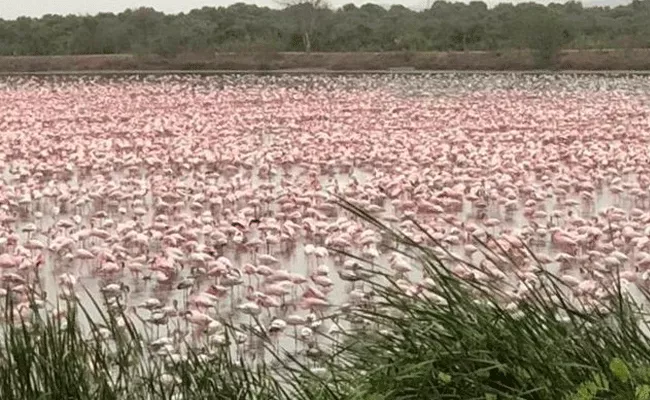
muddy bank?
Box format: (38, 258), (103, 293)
(1, 49), (650, 73)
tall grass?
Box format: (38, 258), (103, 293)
(2, 202), (650, 399)
(0, 291), (296, 400)
(301, 202), (650, 400)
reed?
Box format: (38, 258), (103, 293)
(1, 202), (650, 400)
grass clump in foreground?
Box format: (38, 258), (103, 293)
(2, 202), (650, 399)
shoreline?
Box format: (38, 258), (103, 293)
(1, 50), (650, 74)
(2, 69), (650, 76)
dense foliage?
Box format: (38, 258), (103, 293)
(0, 0), (650, 56)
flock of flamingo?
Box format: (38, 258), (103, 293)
(0, 73), (649, 365)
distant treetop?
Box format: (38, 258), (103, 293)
(0, 0), (648, 56)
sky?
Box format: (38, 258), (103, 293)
(0, 0), (629, 20)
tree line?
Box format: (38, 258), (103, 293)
(0, 0), (649, 57)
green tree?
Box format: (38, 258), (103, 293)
(279, 0), (329, 52)
(1, 0), (650, 55)
(518, 6), (569, 67)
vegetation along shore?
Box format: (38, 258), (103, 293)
(2, 49), (650, 73)
(2, 0), (650, 71)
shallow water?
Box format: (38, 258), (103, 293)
(1, 73), (650, 363)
